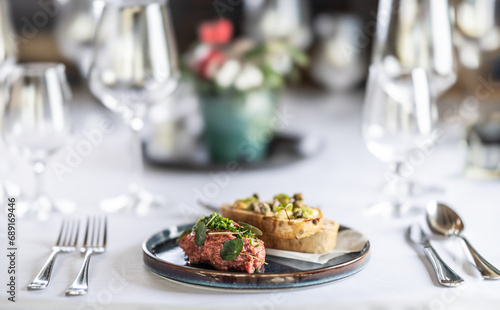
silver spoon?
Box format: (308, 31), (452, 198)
(426, 200), (500, 279)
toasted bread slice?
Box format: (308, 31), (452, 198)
(261, 219), (340, 253)
(220, 204), (324, 239)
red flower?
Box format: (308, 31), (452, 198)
(198, 18), (233, 45)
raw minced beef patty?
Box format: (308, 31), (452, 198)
(179, 229), (265, 273)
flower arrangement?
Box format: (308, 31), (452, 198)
(184, 19), (308, 95)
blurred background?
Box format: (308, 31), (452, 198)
(6, 0), (500, 99)
(8, 0), (376, 86)
(2, 0), (500, 216)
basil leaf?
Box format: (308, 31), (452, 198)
(194, 221), (206, 246)
(238, 222), (263, 236)
(176, 228), (192, 244)
(220, 238), (244, 261)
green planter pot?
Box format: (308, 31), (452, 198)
(199, 89), (278, 163)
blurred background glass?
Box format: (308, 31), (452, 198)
(243, 0), (312, 50)
(1, 63), (74, 220)
(88, 0), (179, 214)
(55, 0), (105, 77)
(310, 13), (367, 91)
(0, 0), (17, 81)
(363, 0), (456, 216)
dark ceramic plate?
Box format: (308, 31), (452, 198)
(143, 133), (324, 171)
(142, 223), (370, 291)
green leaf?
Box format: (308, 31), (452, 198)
(238, 222), (263, 236)
(194, 221), (206, 246)
(261, 63), (284, 89)
(220, 238), (244, 261)
(243, 45), (268, 60)
(286, 45), (309, 67)
(273, 203), (293, 213)
(176, 228), (192, 244)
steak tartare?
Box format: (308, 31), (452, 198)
(178, 213), (266, 273)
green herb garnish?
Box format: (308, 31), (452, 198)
(198, 213), (256, 239)
(273, 203), (293, 220)
(273, 203), (293, 213)
(220, 238), (244, 261)
(176, 228), (192, 244)
(238, 222), (263, 236)
(241, 253), (268, 265)
(194, 221), (206, 246)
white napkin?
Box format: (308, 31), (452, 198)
(266, 229), (368, 265)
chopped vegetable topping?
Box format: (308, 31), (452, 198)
(231, 193), (318, 220)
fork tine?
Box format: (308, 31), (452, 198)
(55, 219), (66, 246)
(83, 216), (90, 248)
(96, 217), (102, 247)
(102, 216), (107, 248)
(63, 219), (74, 247)
(92, 216), (98, 247)
(71, 219), (80, 247)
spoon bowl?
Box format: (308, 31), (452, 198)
(426, 200), (500, 279)
(426, 201), (464, 237)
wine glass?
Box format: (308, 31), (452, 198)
(243, 0), (312, 50)
(55, 0), (106, 77)
(88, 0), (179, 214)
(0, 0), (16, 82)
(1, 63), (74, 220)
(0, 0), (19, 202)
(363, 0), (456, 216)
(372, 0), (456, 104)
(452, 0), (500, 70)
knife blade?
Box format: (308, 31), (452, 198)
(408, 224), (464, 287)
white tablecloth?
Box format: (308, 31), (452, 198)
(1, 89), (499, 309)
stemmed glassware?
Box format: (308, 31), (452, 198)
(89, 0), (179, 214)
(452, 0), (500, 70)
(0, 0), (17, 202)
(362, 0), (457, 216)
(1, 63), (74, 220)
(0, 0), (16, 81)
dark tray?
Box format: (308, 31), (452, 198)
(143, 133), (324, 171)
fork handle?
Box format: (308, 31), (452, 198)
(28, 249), (60, 290)
(459, 235), (500, 279)
(65, 250), (94, 296)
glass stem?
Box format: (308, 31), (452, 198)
(388, 162), (411, 204)
(129, 117), (145, 194)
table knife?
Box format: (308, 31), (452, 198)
(408, 224), (464, 287)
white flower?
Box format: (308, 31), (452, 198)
(188, 44), (211, 70)
(235, 64), (264, 91)
(215, 59), (241, 88)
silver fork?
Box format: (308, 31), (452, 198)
(65, 216), (107, 296)
(28, 219), (80, 290)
